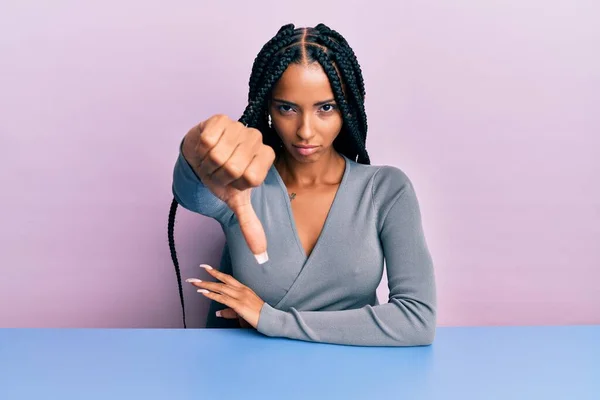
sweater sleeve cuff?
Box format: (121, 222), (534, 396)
(257, 302), (289, 337)
(176, 139), (204, 184)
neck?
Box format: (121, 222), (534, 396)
(275, 147), (344, 188)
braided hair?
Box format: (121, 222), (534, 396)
(168, 23), (371, 327)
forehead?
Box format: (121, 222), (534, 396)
(272, 63), (334, 101)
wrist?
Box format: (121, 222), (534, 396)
(257, 302), (288, 337)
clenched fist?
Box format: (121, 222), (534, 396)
(181, 114), (276, 263)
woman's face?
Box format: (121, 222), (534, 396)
(269, 62), (343, 162)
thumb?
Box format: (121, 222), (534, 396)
(230, 197), (269, 264)
(217, 308), (238, 319)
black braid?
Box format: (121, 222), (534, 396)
(168, 24), (371, 328)
(309, 46), (366, 163)
(167, 197), (186, 328)
(312, 25), (369, 146)
(240, 46), (300, 139)
(312, 35), (368, 143)
(248, 24), (296, 101)
(249, 48), (301, 127)
(315, 24), (366, 99)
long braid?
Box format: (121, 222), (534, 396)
(168, 24), (372, 328)
(242, 47), (300, 130)
(248, 24), (296, 101)
(310, 47), (367, 163)
(314, 24), (369, 149)
(249, 48), (300, 127)
(245, 46), (302, 150)
(313, 36), (368, 142)
(167, 198), (186, 328)
(315, 24), (366, 98)
(248, 36), (299, 101)
(312, 26), (369, 148)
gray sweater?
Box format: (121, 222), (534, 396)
(172, 146), (437, 346)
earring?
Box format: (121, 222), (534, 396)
(268, 114), (272, 129)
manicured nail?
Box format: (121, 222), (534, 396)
(216, 310), (222, 317)
(185, 278), (202, 283)
(199, 264), (213, 270)
(197, 289), (209, 294)
(254, 251), (269, 264)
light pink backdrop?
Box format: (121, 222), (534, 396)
(1, 1), (598, 328)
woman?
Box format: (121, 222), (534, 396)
(168, 23), (437, 347)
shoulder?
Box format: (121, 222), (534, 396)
(371, 164), (415, 221)
(348, 158), (413, 203)
(372, 164), (412, 196)
(348, 158), (418, 230)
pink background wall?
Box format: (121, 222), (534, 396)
(1, 1), (598, 328)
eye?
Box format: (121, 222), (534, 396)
(320, 104), (337, 113)
(277, 105), (295, 114)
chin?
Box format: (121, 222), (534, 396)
(295, 155), (319, 163)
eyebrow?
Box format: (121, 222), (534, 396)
(272, 98), (336, 107)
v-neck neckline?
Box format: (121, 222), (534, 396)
(270, 154), (351, 263)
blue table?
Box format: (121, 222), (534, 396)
(0, 326), (598, 399)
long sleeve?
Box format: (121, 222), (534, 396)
(172, 140), (233, 225)
(256, 170), (437, 347)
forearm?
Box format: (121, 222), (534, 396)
(172, 140), (232, 222)
(256, 298), (436, 347)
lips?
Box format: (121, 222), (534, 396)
(293, 145), (319, 156)
(293, 145), (319, 149)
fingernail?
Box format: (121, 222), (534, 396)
(185, 278), (202, 283)
(254, 251), (269, 264)
(216, 310), (222, 317)
(197, 289), (209, 293)
(199, 264), (213, 270)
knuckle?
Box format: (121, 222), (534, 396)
(208, 148), (227, 166)
(187, 124), (199, 138)
(225, 163), (245, 180)
(249, 127), (262, 141)
(199, 132), (218, 148)
(244, 170), (261, 187)
(213, 113), (229, 121)
(264, 145), (276, 161)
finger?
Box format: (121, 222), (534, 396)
(216, 308), (239, 319)
(199, 264), (243, 288)
(185, 277), (239, 297)
(232, 201), (269, 263)
(197, 121), (245, 179)
(209, 132), (262, 187)
(196, 281), (241, 299)
(227, 145), (274, 262)
(193, 115), (228, 161)
(199, 289), (236, 310)
(230, 144), (275, 191)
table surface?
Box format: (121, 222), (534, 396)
(0, 325), (598, 399)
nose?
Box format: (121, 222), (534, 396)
(296, 113), (316, 141)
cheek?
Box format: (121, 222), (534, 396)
(321, 115), (343, 138)
(272, 117), (294, 137)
